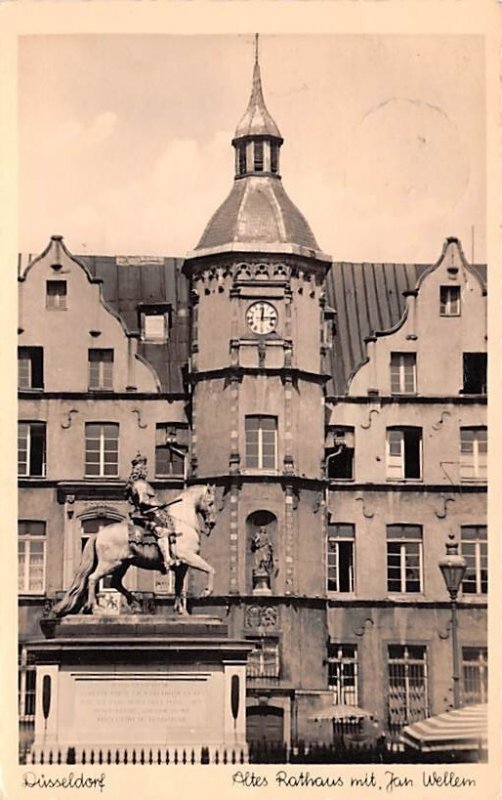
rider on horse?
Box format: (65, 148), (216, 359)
(125, 453), (180, 571)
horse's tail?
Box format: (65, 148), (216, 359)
(52, 536), (97, 617)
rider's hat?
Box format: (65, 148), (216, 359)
(131, 452), (147, 467)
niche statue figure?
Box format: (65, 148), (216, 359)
(250, 526), (274, 594)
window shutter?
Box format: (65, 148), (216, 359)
(387, 430), (404, 479)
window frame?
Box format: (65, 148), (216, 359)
(327, 524), (355, 593)
(462, 647), (488, 705)
(461, 525), (488, 594)
(46, 280), (67, 310)
(254, 140), (264, 172)
(459, 427), (487, 483)
(386, 524), (423, 594)
(18, 347), (44, 390)
(386, 427), (422, 481)
(462, 353), (487, 395)
(245, 415), (278, 471)
(440, 285), (461, 317)
(18, 521), (46, 595)
(18, 421), (46, 478)
(326, 427), (355, 481)
(387, 644), (429, 727)
(390, 352), (417, 395)
(84, 422), (119, 478)
(88, 348), (114, 390)
(18, 647), (36, 722)
(246, 637), (280, 680)
(327, 644), (358, 705)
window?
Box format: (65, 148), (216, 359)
(462, 353), (487, 394)
(85, 423), (119, 477)
(327, 644), (358, 705)
(387, 525), (423, 593)
(18, 648), (36, 721)
(327, 524), (355, 592)
(270, 143), (279, 174)
(18, 422), (46, 477)
(440, 286), (461, 316)
(46, 280), (67, 309)
(386, 427), (422, 480)
(88, 349), (114, 390)
(388, 645), (428, 728)
(245, 416), (277, 470)
(155, 424), (188, 477)
(254, 140), (264, 172)
(460, 427), (487, 482)
(461, 526), (487, 594)
(18, 347), (44, 390)
(143, 314), (167, 342)
(462, 647), (488, 705)
(247, 639), (280, 679)
(18, 521), (46, 594)
(390, 353), (416, 394)
(326, 428), (354, 480)
(238, 144), (247, 175)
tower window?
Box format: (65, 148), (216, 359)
(155, 423), (187, 477)
(462, 353), (487, 394)
(245, 415), (277, 470)
(238, 144), (247, 175)
(46, 280), (67, 310)
(440, 286), (461, 316)
(254, 140), (264, 172)
(270, 143), (279, 174)
(18, 347), (44, 390)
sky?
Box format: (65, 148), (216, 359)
(19, 34), (486, 263)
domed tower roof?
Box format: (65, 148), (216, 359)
(193, 36), (326, 259)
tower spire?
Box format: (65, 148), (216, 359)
(232, 35), (283, 178)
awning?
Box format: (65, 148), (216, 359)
(309, 704), (373, 723)
(401, 704), (487, 752)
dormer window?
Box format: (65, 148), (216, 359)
(139, 305), (170, 343)
(254, 140), (264, 172)
(440, 286), (461, 316)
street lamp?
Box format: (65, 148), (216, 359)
(438, 534), (467, 709)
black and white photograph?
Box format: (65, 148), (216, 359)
(3, 7), (499, 797)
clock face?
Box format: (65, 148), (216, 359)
(246, 302), (278, 335)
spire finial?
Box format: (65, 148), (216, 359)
(255, 33), (259, 65)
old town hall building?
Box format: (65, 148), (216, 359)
(18, 50), (487, 751)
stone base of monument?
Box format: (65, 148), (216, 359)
(30, 615), (252, 763)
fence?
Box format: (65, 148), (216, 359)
(22, 741), (487, 766)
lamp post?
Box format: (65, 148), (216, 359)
(438, 534), (467, 709)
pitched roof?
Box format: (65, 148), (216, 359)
(79, 254), (190, 394)
(325, 261), (487, 396)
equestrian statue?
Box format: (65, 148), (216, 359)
(52, 454), (217, 617)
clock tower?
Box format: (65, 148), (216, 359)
(183, 39), (332, 731)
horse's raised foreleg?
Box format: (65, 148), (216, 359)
(178, 552), (215, 597)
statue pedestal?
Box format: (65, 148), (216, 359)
(252, 568), (272, 596)
(30, 615), (252, 762)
